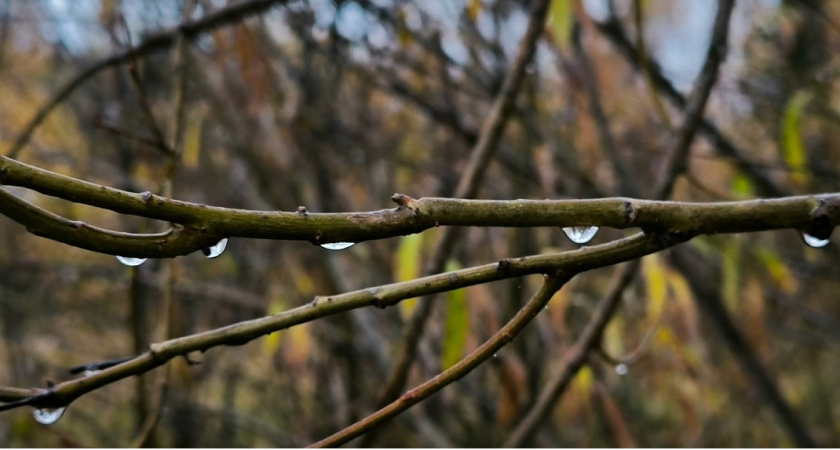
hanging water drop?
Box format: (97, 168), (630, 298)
(801, 232), (829, 248)
(206, 238), (228, 258)
(33, 407), (66, 425)
(320, 242), (355, 251)
(116, 256), (147, 267)
(615, 364), (629, 376)
(562, 226), (599, 244)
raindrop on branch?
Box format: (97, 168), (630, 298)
(615, 364), (629, 376)
(205, 238), (228, 258)
(801, 232), (829, 248)
(116, 256), (147, 267)
(562, 226), (599, 244)
(33, 407), (66, 425)
(320, 242), (355, 251)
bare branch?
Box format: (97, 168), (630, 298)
(311, 274), (570, 448)
(0, 162), (839, 258)
(5, 0), (290, 159)
(0, 231), (686, 410)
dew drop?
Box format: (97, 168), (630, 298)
(801, 232), (830, 248)
(615, 364), (629, 376)
(206, 238), (228, 258)
(492, 353), (498, 358)
(562, 226), (599, 244)
(116, 256), (147, 267)
(83, 369), (101, 377)
(320, 242), (355, 251)
(33, 407), (65, 425)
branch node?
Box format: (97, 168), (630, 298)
(809, 198), (839, 240)
(141, 191), (154, 205)
(623, 200), (638, 225)
(497, 258), (512, 270)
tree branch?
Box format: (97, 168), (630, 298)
(671, 246), (818, 447)
(504, 260), (640, 447)
(372, 0), (552, 418)
(507, 2), (736, 444)
(310, 274), (571, 448)
(5, 0), (289, 159)
(593, 8), (787, 197)
(1, 167), (839, 258)
(0, 231), (686, 411)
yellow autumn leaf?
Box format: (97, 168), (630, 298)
(466, 0), (481, 21)
(547, 0), (574, 50)
(182, 114), (204, 168)
(643, 253), (667, 323)
(395, 233), (423, 317)
(441, 259), (468, 370)
(755, 247), (797, 294)
(782, 89), (813, 187)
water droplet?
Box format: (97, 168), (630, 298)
(206, 238), (228, 258)
(33, 407), (65, 425)
(320, 242), (355, 251)
(116, 256), (147, 267)
(83, 369), (101, 377)
(492, 353), (498, 358)
(615, 364), (629, 376)
(801, 232), (829, 248)
(562, 226), (599, 244)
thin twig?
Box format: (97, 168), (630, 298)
(121, 15), (174, 158)
(594, 7), (787, 197)
(0, 231), (685, 411)
(310, 275), (570, 448)
(505, 2), (736, 444)
(653, 0), (734, 199)
(670, 246), (818, 447)
(374, 0), (566, 413)
(503, 260), (640, 447)
(5, 0), (289, 159)
(571, 21), (636, 196)
(129, 5), (195, 444)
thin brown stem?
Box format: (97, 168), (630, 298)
(506, 2), (735, 444)
(5, 0), (289, 159)
(503, 260), (640, 447)
(310, 275), (570, 448)
(0, 231), (684, 412)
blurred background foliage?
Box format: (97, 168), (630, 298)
(1, 0), (840, 446)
